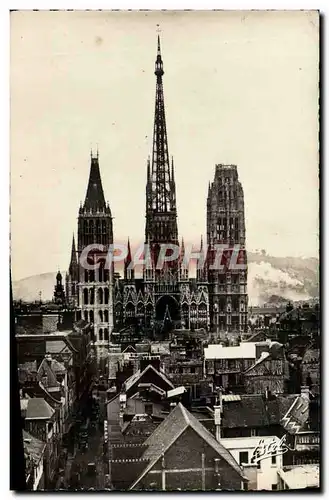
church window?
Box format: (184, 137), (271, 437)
(99, 310), (103, 322)
(98, 288), (103, 304)
(89, 311), (94, 323)
(99, 328), (103, 341)
(83, 288), (88, 305)
(104, 288), (109, 304)
(84, 311), (88, 322)
(89, 288), (94, 305)
(104, 328), (109, 341)
(104, 310), (109, 322)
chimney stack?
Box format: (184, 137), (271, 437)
(214, 405), (222, 441)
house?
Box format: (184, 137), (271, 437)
(219, 435), (283, 490)
(23, 430), (46, 490)
(128, 403), (247, 491)
(280, 387), (320, 467)
(21, 397), (59, 488)
(16, 320), (93, 408)
(219, 393), (297, 439)
(243, 341), (289, 394)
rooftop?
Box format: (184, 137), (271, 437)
(130, 403), (244, 490)
(25, 397), (55, 420)
(278, 465), (319, 489)
(204, 342), (257, 360)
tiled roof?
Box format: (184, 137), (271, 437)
(25, 397), (55, 419)
(37, 357), (62, 389)
(130, 403), (244, 490)
(23, 430), (46, 465)
(124, 364), (174, 393)
(221, 394), (298, 429)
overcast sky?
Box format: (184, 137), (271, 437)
(10, 10), (319, 281)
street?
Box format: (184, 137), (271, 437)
(62, 395), (108, 491)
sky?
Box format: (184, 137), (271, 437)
(10, 10), (319, 281)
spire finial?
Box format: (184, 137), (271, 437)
(96, 144), (99, 159)
(155, 31), (164, 78)
(157, 34), (161, 56)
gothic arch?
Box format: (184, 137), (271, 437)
(155, 295), (179, 322)
(125, 302), (135, 318)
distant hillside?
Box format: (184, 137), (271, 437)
(12, 252), (319, 306)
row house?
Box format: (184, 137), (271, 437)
(20, 397), (59, 488)
(23, 430), (46, 490)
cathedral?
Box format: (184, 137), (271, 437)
(64, 37), (248, 343)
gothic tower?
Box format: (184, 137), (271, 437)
(65, 234), (79, 307)
(77, 151), (114, 343)
(144, 36), (180, 324)
(207, 164), (248, 334)
(54, 270), (66, 306)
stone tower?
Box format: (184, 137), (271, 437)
(54, 271), (66, 306)
(207, 164), (248, 334)
(77, 151), (114, 343)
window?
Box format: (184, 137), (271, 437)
(271, 452), (277, 465)
(271, 484), (278, 490)
(239, 451), (248, 465)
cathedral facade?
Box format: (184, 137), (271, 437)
(65, 37), (248, 343)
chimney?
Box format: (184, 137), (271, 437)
(215, 386), (223, 412)
(45, 353), (52, 364)
(214, 406), (222, 441)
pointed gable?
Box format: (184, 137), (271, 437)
(130, 403), (244, 490)
(124, 364), (174, 396)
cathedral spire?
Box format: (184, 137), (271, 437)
(145, 36), (178, 249)
(124, 237), (134, 281)
(69, 234), (78, 275)
(150, 36), (172, 214)
(84, 152), (106, 211)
